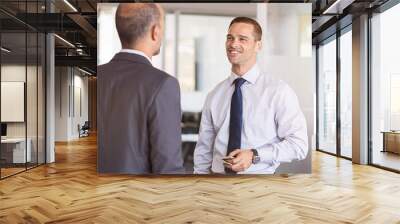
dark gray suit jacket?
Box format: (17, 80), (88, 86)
(97, 52), (185, 174)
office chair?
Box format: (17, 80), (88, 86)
(78, 121), (90, 138)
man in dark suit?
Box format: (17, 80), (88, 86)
(97, 3), (185, 174)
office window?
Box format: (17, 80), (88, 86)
(318, 37), (337, 154)
(340, 29), (352, 158)
(1, 9), (28, 178)
(176, 14), (233, 93)
(0, 1), (46, 179)
(371, 2), (400, 171)
(162, 13), (235, 112)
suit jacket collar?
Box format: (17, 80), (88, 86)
(112, 52), (153, 66)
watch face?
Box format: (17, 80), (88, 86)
(253, 156), (260, 164)
(251, 149), (260, 164)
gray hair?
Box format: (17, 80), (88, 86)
(115, 3), (161, 47)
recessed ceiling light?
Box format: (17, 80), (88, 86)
(78, 67), (93, 76)
(322, 0), (354, 14)
(63, 0), (78, 12)
(54, 34), (75, 48)
(1, 47), (11, 53)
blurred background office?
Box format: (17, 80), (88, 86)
(97, 3), (314, 173)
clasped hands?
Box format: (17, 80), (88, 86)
(223, 149), (253, 172)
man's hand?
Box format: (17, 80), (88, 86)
(224, 149), (253, 172)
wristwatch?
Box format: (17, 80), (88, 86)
(251, 149), (260, 164)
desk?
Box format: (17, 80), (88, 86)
(1, 138), (31, 163)
(381, 131), (400, 154)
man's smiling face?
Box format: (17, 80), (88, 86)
(225, 22), (261, 66)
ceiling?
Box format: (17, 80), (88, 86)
(0, 0), (394, 75)
(160, 3), (257, 17)
(1, 0), (97, 73)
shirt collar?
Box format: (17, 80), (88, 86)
(120, 49), (152, 65)
(228, 64), (261, 85)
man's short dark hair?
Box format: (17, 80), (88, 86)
(115, 3), (161, 47)
(229, 17), (262, 41)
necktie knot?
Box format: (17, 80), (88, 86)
(234, 78), (246, 89)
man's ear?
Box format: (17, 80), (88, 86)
(256, 40), (262, 52)
(151, 24), (160, 41)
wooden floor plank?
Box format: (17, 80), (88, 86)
(0, 134), (400, 223)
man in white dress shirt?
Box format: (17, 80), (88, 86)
(193, 17), (308, 174)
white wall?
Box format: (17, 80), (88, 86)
(173, 14), (236, 111)
(55, 67), (69, 141)
(1, 65), (38, 138)
(1, 64), (46, 164)
(257, 3), (313, 173)
(97, 3), (120, 66)
(1, 65), (26, 140)
(55, 67), (89, 141)
(177, 14), (234, 92)
(71, 73), (89, 138)
(1, 82), (25, 122)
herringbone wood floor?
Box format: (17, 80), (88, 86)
(1, 135), (400, 223)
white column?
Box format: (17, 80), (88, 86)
(46, 33), (55, 163)
(352, 14), (369, 164)
(45, 0), (55, 163)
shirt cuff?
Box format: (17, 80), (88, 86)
(257, 145), (275, 164)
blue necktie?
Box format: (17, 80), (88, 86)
(226, 78), (246, 174)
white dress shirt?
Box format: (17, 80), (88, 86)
(120, 49), (152, 65)
(193, 64), (308, 174)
